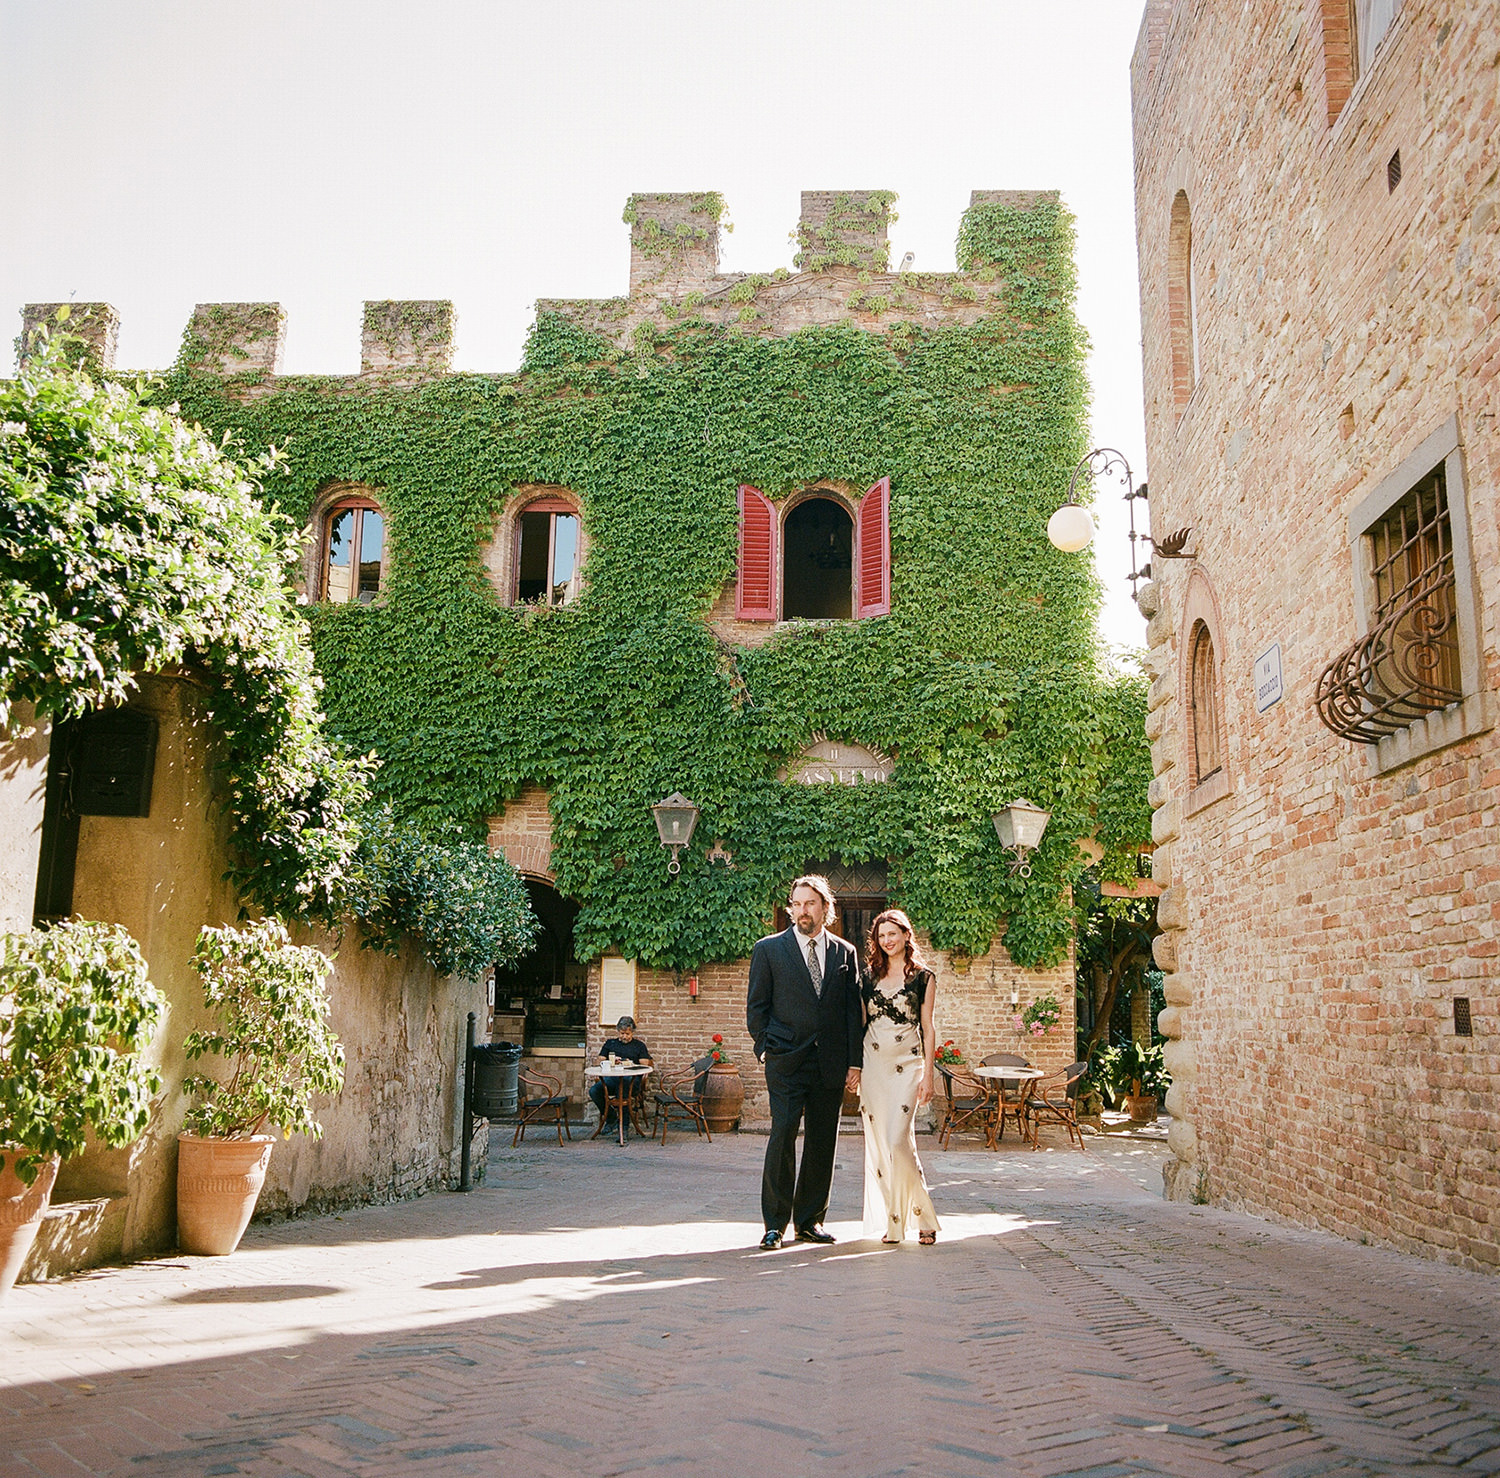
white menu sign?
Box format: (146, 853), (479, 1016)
(1254, 642), (1284, 713)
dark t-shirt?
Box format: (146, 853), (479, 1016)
(598, 1037), (651, 1071)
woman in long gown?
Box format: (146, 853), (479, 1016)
(859, 908), (941, 1246)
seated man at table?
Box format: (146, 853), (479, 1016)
(590, 1016), (653, 1129)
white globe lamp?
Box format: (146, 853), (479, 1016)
(1047, 501), (1095, 553)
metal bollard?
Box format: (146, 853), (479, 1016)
(459, 1011), (476, 1191)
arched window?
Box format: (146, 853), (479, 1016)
(1168, 191), (1199, 413)
(1189, 620), (1222, 785)
(322, 496), (386, 604)
(783, 496), (854, 619)
(514, 496), (581, 606)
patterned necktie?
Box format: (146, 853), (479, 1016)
(807, 936), (822, 997)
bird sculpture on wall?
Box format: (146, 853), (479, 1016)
(1136, 526), (1195, 585)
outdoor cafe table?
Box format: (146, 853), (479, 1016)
(972, 1064), (1045, 1149)
(585, 1063), (652, 1145)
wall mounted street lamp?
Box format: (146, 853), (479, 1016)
(652, 792), (700, 875)
(1047, 446), (1194, 596)
(993, 799), (1052, 878)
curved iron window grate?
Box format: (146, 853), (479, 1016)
(1316, 468), (1460, 743)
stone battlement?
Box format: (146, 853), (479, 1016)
(16, 189), (1063, 379)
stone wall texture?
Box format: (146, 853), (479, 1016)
(21, 676), (484, 1279)
(1132, 0), (1500, 1268)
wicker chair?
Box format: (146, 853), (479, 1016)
(1025, 1061), (1089, 1150)
(936, 1065), (997, 1149)
(512, 1066), (573, 1147)
(981, 1053), (1037, 1147)
(649, 1055), (714, 1146)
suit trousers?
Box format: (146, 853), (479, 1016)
(761, 1048), (845, 1233)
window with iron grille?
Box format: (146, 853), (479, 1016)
(1315, 418), (1477, 755)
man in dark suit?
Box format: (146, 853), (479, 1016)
(746, 874), (863, 1249)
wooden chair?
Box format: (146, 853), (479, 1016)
(512, 1066), (573, 1147)
(649, 1056), (714, 1146)
(937, 1065), (997, 1149)
(982, 1053), (1037, 1147)
(1025, 1061), (1089, 1150)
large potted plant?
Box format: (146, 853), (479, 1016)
(1103, 1039), (1170, 1122)
(700, 1034), (743, 1133)
(178, 919), (344, 1256)
(0, 921), (164, 1297)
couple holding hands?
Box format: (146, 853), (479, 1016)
(747, 874), (941, 1250)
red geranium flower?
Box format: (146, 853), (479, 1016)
(712, 1033), (723, 1043)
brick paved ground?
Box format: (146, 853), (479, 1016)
(2, 1122), (1499, 1477)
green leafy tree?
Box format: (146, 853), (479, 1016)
(0, 921), (165, 1183)
(352, 807), (538, 978)
(182, 919), (345, 1140)
(0, 327), (371, 918)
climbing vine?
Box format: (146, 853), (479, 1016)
(159, 194), (1151, 970)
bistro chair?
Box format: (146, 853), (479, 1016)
(512, 1066), (573, 1147)
(650, 1055), (714, 1146)
(1025, 1061), (1089, 1150)
(937, 1065), (997, 1150)
(981, 1053), (1037, 1147)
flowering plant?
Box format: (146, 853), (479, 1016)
(706, 1032), (732, 1065)
(934, 1040), (965, 1067)
(1012, 995), (1062, 1038)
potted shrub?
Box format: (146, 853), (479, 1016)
(700, 1034), (743, 1133)
(0, 921), (164, 1297)
(1104, 1039), (1169, 1122)
(178, 919), (344, 1256)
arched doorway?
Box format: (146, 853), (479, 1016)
(492, 879), (584, 1050)
(783, 496), (854, 619)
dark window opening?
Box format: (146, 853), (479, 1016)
(516, 507), (580, 606)
(1454, 997), (1472, 1037)
(1387, 149), (1402, 192)
(33, 711), (157, 925)
(492, 879), (580, 1048)
(324, 501), (385, 603)
(782, 497), (853, 620)
(1190, 623), (1223, 785)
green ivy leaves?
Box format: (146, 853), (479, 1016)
(158, 196), (1151, 971)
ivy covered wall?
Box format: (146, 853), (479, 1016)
(160, 193), (1151, 972)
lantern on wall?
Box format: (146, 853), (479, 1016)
(652, 792), (701, 875)
(993, 799), (1052, 878)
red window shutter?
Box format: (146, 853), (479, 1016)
(855, 477), (891, 618)
(736, 484), (777, 621)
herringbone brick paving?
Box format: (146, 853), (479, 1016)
(1, 1127), (1497, 1476)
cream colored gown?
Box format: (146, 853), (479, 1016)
(860, 971), (941, 1241)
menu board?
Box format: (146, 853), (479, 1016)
(599, 957), (637, 1026)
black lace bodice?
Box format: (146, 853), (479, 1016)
(861, 968), (931, 1028)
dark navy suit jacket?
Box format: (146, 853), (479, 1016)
(746, 926), (864, 1089)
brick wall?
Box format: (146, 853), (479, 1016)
(487, 784), (555, 881)
(584, 934), (1074, 1125)
(1132, 0), (1500, 1268)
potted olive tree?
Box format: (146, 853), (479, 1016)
(178, 919), (344, 1256)
(0, 921), (164, 1297)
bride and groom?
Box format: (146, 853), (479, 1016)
(746, 874), (940, 1250)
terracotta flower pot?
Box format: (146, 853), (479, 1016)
(1124, 1093), (1159, 1123)
(176, 1133), (275, 1256)
(701, 1063), (743, 1133)
(0, 1152), (59, 1299)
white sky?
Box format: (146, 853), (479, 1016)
(1, 0), (1151, 650)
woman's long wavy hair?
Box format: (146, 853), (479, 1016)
(866, 907), (927, 982)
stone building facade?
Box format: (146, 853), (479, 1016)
(1132, 0), (1499, 1267)
(67, 188), (1098, 1132)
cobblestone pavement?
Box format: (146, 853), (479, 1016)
(3, 1124), (1499, 1477)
